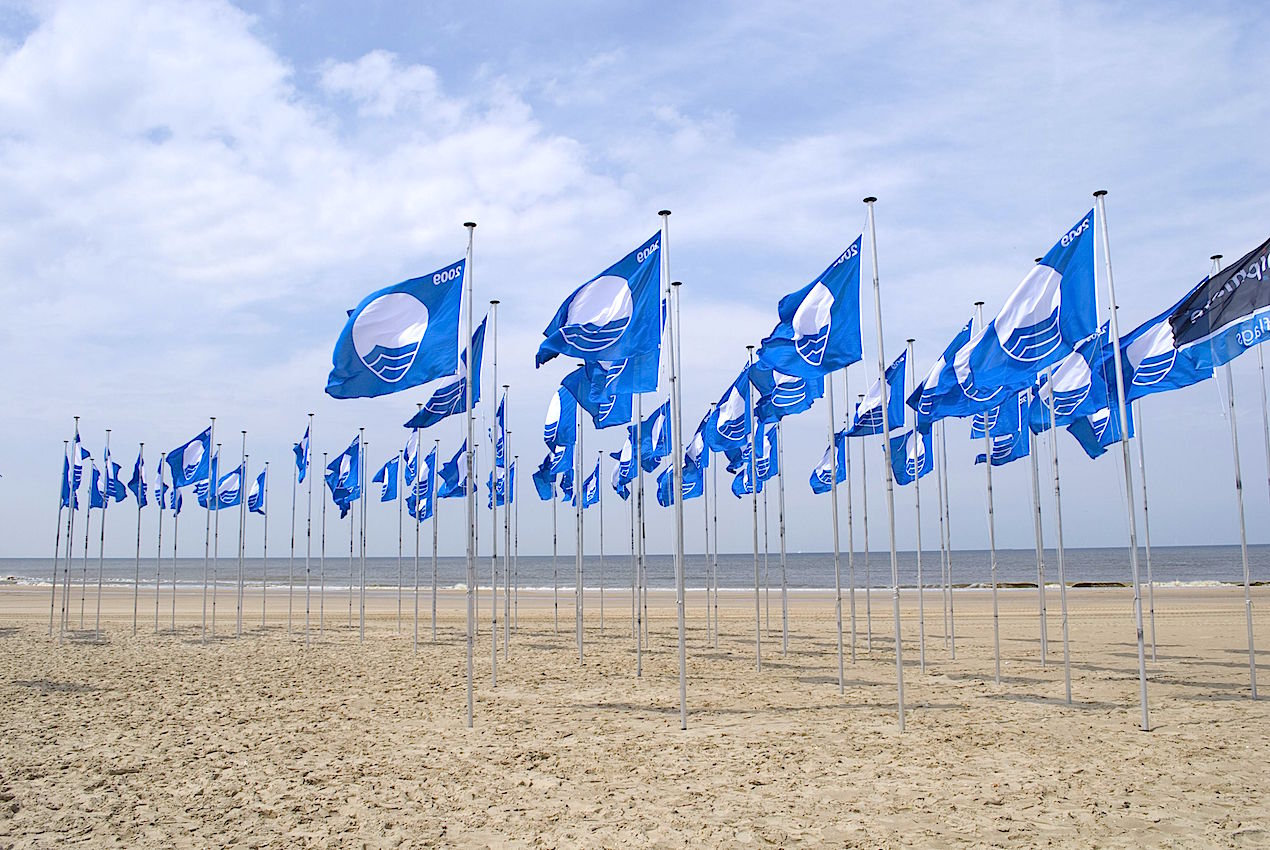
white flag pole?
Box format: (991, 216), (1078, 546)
(1094, 190), (1151, 730)
(261, 461), (269, 630)
(489, 300), (499, 687)
(211, 441), (222, 640)
(777, 422), (789, 657)
(934, 419), (949, 651)
(432, 437), (440, 644)
(859, 395), (871, 653)
(553, 469), (560, 635)
(1134, 398), (1157, 662)
(60, 419), (79, 640)
(398, 449), (404, 635)
(974, 301), (1002, 686)
(170, 500), (179, 634)
(575, 400), (585, 664)
(711, 439), (720, 650)
(51, 442), (67, 638)
(763, 479), (770, 636)
(940, 420), (956, 659)
(463, 221), (477, 728)
(906, 339), (926, 674)
(864, 196), (906, 732)
(319, 452), (327, 640)
(514, 453), (520, 633)
(826, 375), (845, 690)
(237, 433), (247, 637)
(413, 414), (421, 654)
(1028, 429), (1048, 667)
(503, 402), (511, 657)
(288, 432), (297, 635)
(702, 447), (711, 644)
(154, 453), (165, 634)
(202, 419), (214, 642)
(359, 431), (367, 644)
(80, 497), (92, 632)
(1044, 366), (1073, 704)
(635, 393), (644, 675)
(131, 442), (144, 635)
(1211, 254), (1258, 700)
(843, 369), (857, 664)
(748, 345), (762, 673)
(598, 450), (605, 633)
(629, 467), (635, 639)
(94, 429), (112, 641)
(664, 214), (689, 730)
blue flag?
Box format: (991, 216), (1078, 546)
(60, 452), (77, 510)
(730, 446), (759, 498)
(579, 349), (660, 399)
(89, 464), (105, 510)
(326, 259), (465, 399)
(248, 468), (267, 515)
(974, 392), (1032, 467)
(403, 316), (488, 430)
(908, 319), (974, 433)
(1066, 399), (1134, 460)
(810, 430), (848, 494)
(757, 426), (779, 483)
(848, 350), (907, 437)
(1167, 234), (1270, 369)
(559, 468), (575, 504)
(657, 462), (703, 507)
(437, 442), (468, 499)
(543, 385), (579, 467)
(493, 394), (508, 469)
(71, 429), (89, 495)
(890, 429), (933, 485)
(757, 238), (864, 377)
(199, 461), (244, 510)
(579, 461), (601, 509)
(536, 233), (662, 366)
(958, 211), (1098, 403)
(166, 427), (211, 488)
(1118, 282), (1213, 401)
(128, 452), (148, 508)
(749, 362), (824, 424)
(685, 426), (710, 473)
(293, 425), (310, 484)
(325, 438), (362, 517)
(408, 447), (437, 520)
(631, 400), (671, 473)
(170, 487), (183, 515)
(487, 463), (515, 509)
(609, 436), (637, 491)
(532, 455), (557, 502)
(403, 432), (419, 486)
(562, 366), (632, 429)
(703, 365), (753, 453)
(372, 456), (399, 502)
(1027, 328), (1110, 433)
(610, 456), (631, 500)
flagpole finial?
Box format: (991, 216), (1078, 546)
(906, 338), (914, 344)
(1211, 254), (1223, 262)
(490, 299), (499, 305)
(671, 280), (682, 287)
(1093, 190), (1108, 198)
(658, 209), (671, 217)
(746, 344), (755, 352)
(863, 196), (877, 204)
(464, 221), (476, 229)
(974, 300), (984, 308)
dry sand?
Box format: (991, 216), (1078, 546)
(0, 581), (1267, 848)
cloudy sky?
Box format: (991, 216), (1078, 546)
(2, 0), (1268, 562)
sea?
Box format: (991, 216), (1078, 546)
(4, 544), (1268, 591)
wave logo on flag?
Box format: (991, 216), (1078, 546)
(353, 292), (431, 382)
(953, 340), (1007, 405)
(904, 431), (926, 479)
(715, 387), (747, 442)
(792, 282), (835, 366)
(562, 277), (635, 352)
(1125, 320), (1178, 388)
(1044, 351), (1094, 416)
(970, 405), (1000, 438)
(998, 215), (1094, 363)
(182, 440), (206, 482)
(219, 469), (242, 504)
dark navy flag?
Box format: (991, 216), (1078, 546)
(908, 319), (974, 433)
(293, 425), (310, 484)
(404, 316), (488, 430)
(372, 456), (399, 503)
(810, 430), (848, 494)
(1027, 328), (1109, 433)
(634, 400), (672, 473)
(750, 362), (824, 424)
(974, 392), (1032, 467)
(848, 350), (907, 437)
(326, 259), (465, 399)
(536, 232), (662, 367)
(532, 455), (556, 501)
(757, 237), (863, 378)
(562, 366), (632, 429)
(958, 211), (1098, 403)
(1117, 280), (1214, 401)
(890, 429), (933, 486)
(166, 427), (211, 488)
(248, 468), (267, 515)
(128, 452), (148, 508)
(437, 442), (468, 499)
(1168, 235), (1270, 369)
(403, 432), (419, 486)
(703, 365), (753, 453)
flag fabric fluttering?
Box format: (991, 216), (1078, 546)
(757, 237), (864, 378)
(326, 259), (465, 399)
(657, 460), (703, 506)
(579, 349), (660, 398)
(372, 456), (399, 503)
(89, 464), (105, 510)
(559, 468), (575, 504)
(848, 350), (907, 437)
(955, 211), (1099, 408)
(293, 425), (310, 484)
(890, 429), (934, 486)
(403, 432), (419, 486)
(908, 319), (975, 433)
(166, 427), (211, 488)
(809, 430), (848, 494)
(730, 446), (758, 498)
(610, 456), (631, 500)
(403, 317), (488, 430)
(248, 468), (267, 515)
(1168, 234), (1270, 369)
(562, 366), (632, 429)
(1117, 280), (1215, 401)
(199, 461), (244, 511)
(543, 385), (579, 473)
(974, 391), (1032, 467)
(1026, 327), (1110, 433)
(632, 400), (671, 473)
(757, 425), (779, 483)
(609, 435), (636, 491)
(103, 454), (127, 503)
(1066, 398), (1134, 460)
(127, 452), (148, 509)
(703, 365), (754, 453)
(324, 438), (363, 517)
(60, 452), (77, 510)
(536, 232), (663, 367)
(532, 455), (557, 502)
(486, 463), (515, 509)
(494, 394), (508, 469)
(749, 362), (824, 424)
(437, 442), (468, 499)
(579, 461), (600, 509)
(407, 446), (437, 521)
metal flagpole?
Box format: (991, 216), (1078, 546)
(553, 472), (560, 634)
(1028, 429), (1048, 666)
(711, 441), (720, 650)
(170, 502), (179, 633)
(974, 301), (1002, 686)
(940, 420), (956, 659)
(154, 454), (165, 633)
(860, 396), (871, 652)
(935, 420), (949, 651)
(464, 221), (477, 728)
(261, 461), (269, 630)
(489, 301), (500, 687)
(237, 433), (247, 637)
(598, 450), (605, 632)
(348, 473), (355, 630)
(629, 471), (635, 639)
(359, 430), (367, 644)
(747, 345), (762, 672)
(906, 339), (926, 674)
(1211, 255), (1259, 700)
(398, 449), (404, 635)
(864, 196), (906, 731)
(413, 416), (421, 653)
(665, 219), (689, 730)
(826, 375), (845, 690)
(1133, 399), (1157, 661)
(504, 407), (511, 657)
(843, 369), (857, 664)
(777, 422), (789, 656)
(1045, 366), (1073, 704)
(514, 453), (520, 633)
(61, 418), (79, 640)
(432, 438), (440, 643)
(211, 441), (222, 640)
(703, 453), (711, 644)
(132, 443), (144, 636)
(303, 414), (314, 636)
(575, 402), (585, 664)
(289, 435), (297, 634)
(1095, 191), (1151, 730)
(320, 452), (327, 640)
(51, 442), (67, 637)
(762, 485), (770, 635)
(635, 393), (644, 674)
(81, 498), (92, 632)
(94, 430), (112, 641)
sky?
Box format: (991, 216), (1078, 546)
(2, 0), (1269, 562)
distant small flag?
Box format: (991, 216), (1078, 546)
(848, 350), (906, 437)
(248, 468), (267, 515)
(809, 430), (847, 494)
(403, 432), (419, 486)
(437, 442), (469, 499)
(167, 427), (212, 488)
(128, 451), (148, 508)
(403, 317), (488, 430)
(703, 365), (753, 453)
(890, 429), (933, 486)
(372, 456), (400, 503)
(294, 425), (310, 484)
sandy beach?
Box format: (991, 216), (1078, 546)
(0, 581), (1266, 848)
